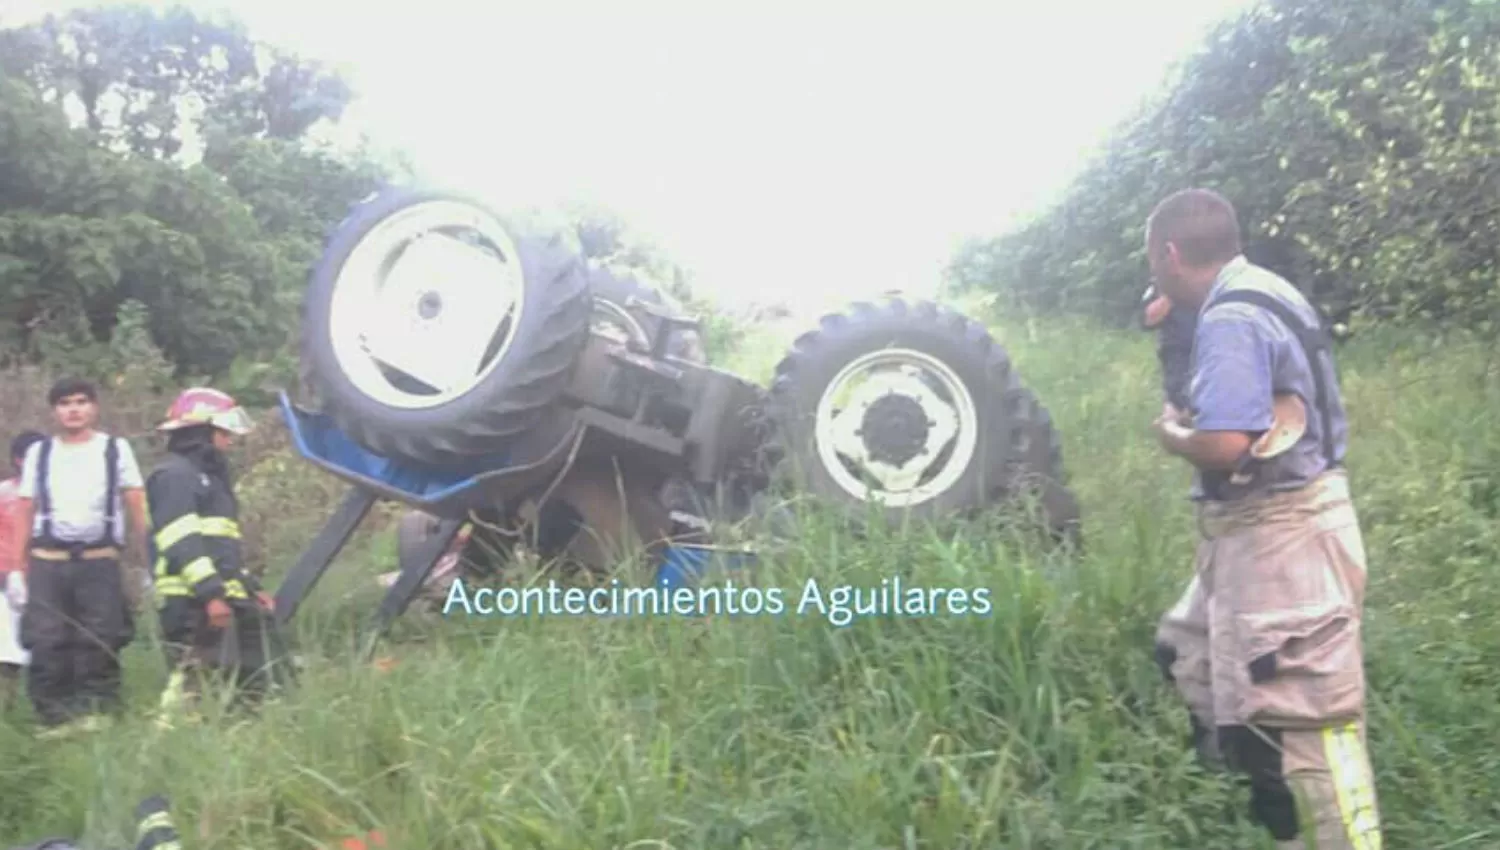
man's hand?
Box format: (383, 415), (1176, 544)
(1153, 405), (1191, 447)
(256, 591), (275, 613)
(206, 597), (233, 630)
(1153, 410), (1255, 470)
(4, 571), (25, 610)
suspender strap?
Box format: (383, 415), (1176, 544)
(33, 435), (122, 548)
(1205, 289), (1338, 467)
(101, 435), (120, 546)
(37, 437), (53, 542)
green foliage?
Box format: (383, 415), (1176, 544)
(1, 314), (1496, 848)
(947, 0), (1500, 337)
(1, 2), (729, 390)
(27, 297), (176, 395)
(0, 3), (353, 161)
(0, 4), (387, 385)
(0, 75), (288, 374)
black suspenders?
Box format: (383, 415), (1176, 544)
(1198, 290), (1341, 499)
(34, 435), (121, 548)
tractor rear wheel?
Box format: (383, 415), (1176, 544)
(300, 187), (594, 467)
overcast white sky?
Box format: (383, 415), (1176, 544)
(4, 0), (1255, 316)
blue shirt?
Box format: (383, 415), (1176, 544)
(1187, 255), (1349, 502)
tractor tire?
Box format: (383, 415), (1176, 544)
(997, 386), (1082, 547)
(764, 297), (1077, 534)
(300, 187), (594, 467)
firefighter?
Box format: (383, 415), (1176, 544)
(147, 387), (289, 725)
(1145, 189), (1379, 849)
(9, 378), (150, 738)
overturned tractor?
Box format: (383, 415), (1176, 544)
(271, 186), (1080, 636)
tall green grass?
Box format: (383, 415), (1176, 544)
(1, 312), (1496, 849)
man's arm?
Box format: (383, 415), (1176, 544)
(3, 498), (31, 579)
(123, 488), (148, 562)
(1156, 420), (1254, 471)
(11, 500), (32, 562)
(11, 443), (39, 569)
(121, 488), (149, 606)
(116, 439), (149, 565)
(1156, 305), (1275, 472)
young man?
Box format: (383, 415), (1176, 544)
(147, 387), (288, 726)
(1144, 189), (1380, 849)
(1, 429), (47, 709)
(11, 378), (149, 736)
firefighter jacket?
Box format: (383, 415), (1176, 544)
(145, 450), (258, 605)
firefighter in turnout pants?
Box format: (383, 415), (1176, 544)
(12, 379), (150, 739)
(148, 387), (289, 725)
(1145, 189), (1381, 849)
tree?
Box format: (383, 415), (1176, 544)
(947, 0), (1500, 338)
(0, 4), (391, 390)
(0, 3), (352, 161)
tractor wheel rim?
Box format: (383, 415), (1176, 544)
(327, 199), (526, 410)
(812, 348), (978, 508)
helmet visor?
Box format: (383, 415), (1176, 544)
(210, 406), (255, 436)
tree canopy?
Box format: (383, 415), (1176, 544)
(946, 0), (1500, 337)
(0, 3), (392, 398)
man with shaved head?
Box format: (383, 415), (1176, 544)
(1144, 188), (1381, 849)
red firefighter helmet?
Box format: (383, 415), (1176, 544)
(157, 387), (254, 435)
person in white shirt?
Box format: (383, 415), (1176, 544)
(10, 378), (149, 737)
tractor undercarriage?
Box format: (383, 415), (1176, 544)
(272, 185), (1082, 647)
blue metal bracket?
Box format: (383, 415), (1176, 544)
(276, 391), (497, 507)
(272, 392), (585, 632)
